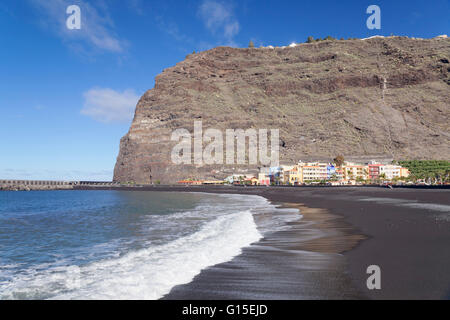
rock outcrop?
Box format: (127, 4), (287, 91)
(114, 37), (450, 184)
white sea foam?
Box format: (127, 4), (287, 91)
(1, 193), (302, 300)
(213, 193), (302, 234)
(1, 210), (262, 300)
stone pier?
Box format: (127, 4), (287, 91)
(0, 180), (119, 191)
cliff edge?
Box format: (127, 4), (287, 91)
(114, 37), (450, 184)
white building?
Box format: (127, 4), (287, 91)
(224, 174), (249, 184)
(379, 165), (402, 180)
(298, 161), (328, 182)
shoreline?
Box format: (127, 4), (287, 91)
(115, 185), (450, 299)
(4, 186), (449, 299)
(1, 184), (450, 192)
(163, 198), (366, 300)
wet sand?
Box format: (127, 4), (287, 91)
(163, 202), (365, 299)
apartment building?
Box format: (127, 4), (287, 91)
(380, 164), (410, 180)
(368, 163), (382, 180)
(258, 173), (270, 186)
(285, 166), (302, 185)
(257, 160), (410, 185)
(299, 162), (329, 182)
(344, 162), (369, 180)
(280, 165), (295, 184)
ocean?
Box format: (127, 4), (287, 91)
(0, 190), (299, 300)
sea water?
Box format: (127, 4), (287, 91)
(0, 190), (299, 299)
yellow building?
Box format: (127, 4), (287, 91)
(343, 163), (369, 180)
(280, 165), (295, 184)
(400, 167), (410, 178)
(285, 166), (303, 185)
(244, 177), (259, 185)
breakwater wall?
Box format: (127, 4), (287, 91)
(0, 180), (119, 191)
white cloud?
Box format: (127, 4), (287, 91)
(198, 0), (240, 45)
(30, 0), (124, 53)
(224, 21), (239, 39)
(199, 0), (231, 30)
(81, 88), (140, 123)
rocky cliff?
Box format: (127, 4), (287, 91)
(114, 36), (450, 184)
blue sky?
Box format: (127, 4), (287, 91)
(0, 0), (449, 181)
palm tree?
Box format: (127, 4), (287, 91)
(363, 168), (368, 177)
(334, 155), (345, 168)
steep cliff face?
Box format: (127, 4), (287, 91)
(114, 37), (450, 184)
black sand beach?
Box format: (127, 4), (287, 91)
(163, 201), (365, 300)
(78, 185), (450, 299)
